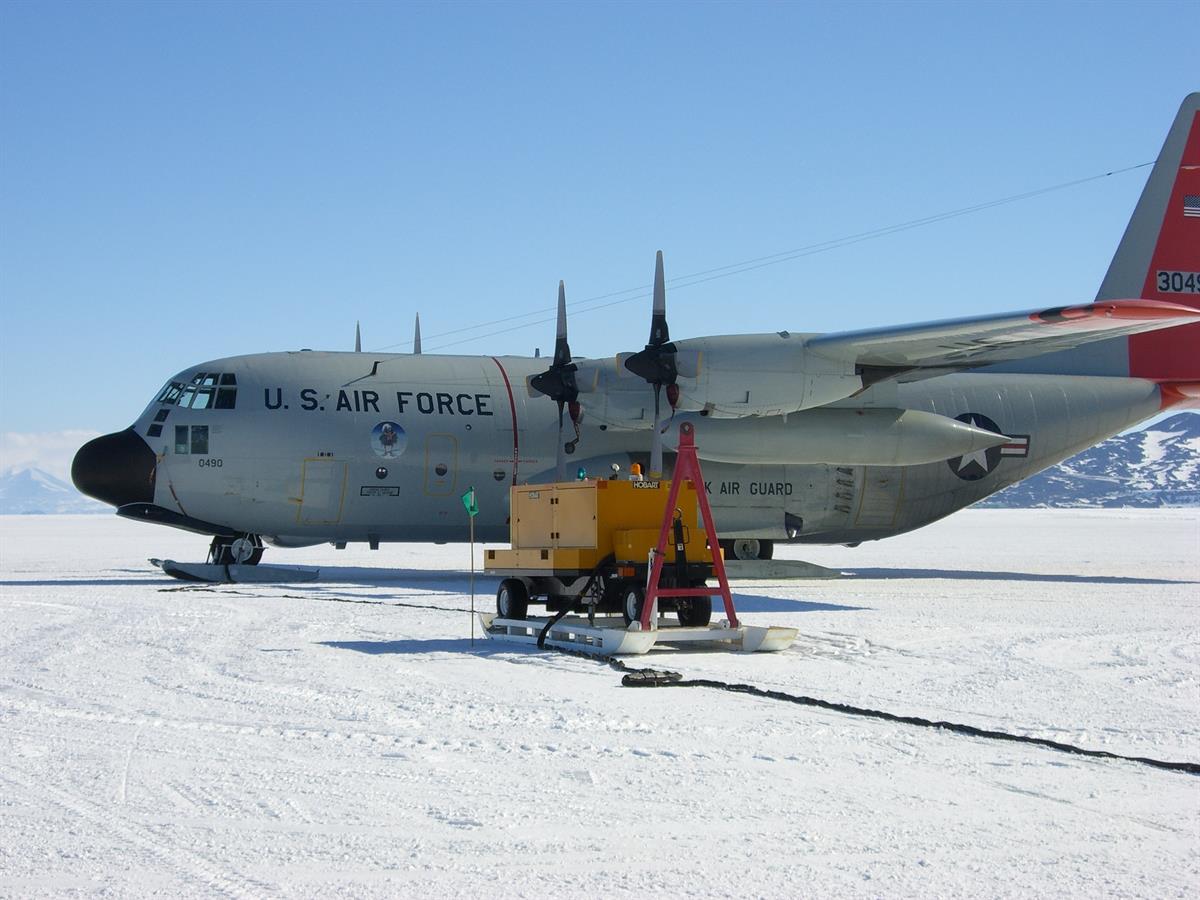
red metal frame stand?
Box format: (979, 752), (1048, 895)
(641, 421), (738, 630)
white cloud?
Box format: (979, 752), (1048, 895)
(1, 431), (101, 482)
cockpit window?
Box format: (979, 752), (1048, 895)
(157, 381), (184, 404)
(158, 373), (237, 410)
(191, 387), (215, 410)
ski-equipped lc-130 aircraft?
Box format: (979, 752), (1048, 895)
(74, 94), (1200, 565)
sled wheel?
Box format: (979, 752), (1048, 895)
(496, 579), (529, 620)
(621, 584), (646, 626)
(676, 595), (712, 628)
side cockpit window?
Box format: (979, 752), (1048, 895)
(174, 424), (209, 455)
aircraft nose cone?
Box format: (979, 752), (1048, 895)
(71, 428), (157, 508)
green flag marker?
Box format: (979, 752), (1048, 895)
(461, 487), (479, 517)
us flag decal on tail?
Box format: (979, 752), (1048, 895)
(1184, 194), (1200, 217)
(999, 435), (1030, 457)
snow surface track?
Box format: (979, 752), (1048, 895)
(1, 510), (1197, 897)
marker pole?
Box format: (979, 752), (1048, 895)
(469, 511), (476, 646)
(461, 486), (479, 647)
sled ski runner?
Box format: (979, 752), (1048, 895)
(480, 612), (797, 656)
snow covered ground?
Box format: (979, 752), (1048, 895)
(1, 510), (1197, 898)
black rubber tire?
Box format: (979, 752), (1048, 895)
(621, 584), (646, 626)
(208, 536), (234, 565)
(210, 534), (264, 566)
(496, 578), (530, 620)
(727, 538), (774, 561)
(232, 534), (264, 565)
(676, 595), (712, 628)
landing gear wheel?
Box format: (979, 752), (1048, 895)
(725, 538), (774, 561)
(621, 584), (646, 627)
(496, 579), (529, 620)
(676, 595), (712, 628)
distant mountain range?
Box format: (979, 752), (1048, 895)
(2, 413), (1197, 514)
(979, 412), (1200, 508)
(0, 467), (106, 514)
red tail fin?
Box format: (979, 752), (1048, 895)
(1102, 93), (1200, 380)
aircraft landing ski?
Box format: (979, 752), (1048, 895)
(150, 558), (320, 584)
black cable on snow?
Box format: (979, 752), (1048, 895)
(537, 608), (573, 650)
(619, 668), (1200, 777)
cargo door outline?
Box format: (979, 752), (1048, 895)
(298, 458), (348, 524)
(424, 434), (458, 496)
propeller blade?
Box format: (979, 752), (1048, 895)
(553, 280), (571, 368)
(625, 250), (677, 383)
(621, 250), (682, 476)
(649, 249), (669, 346)
(528, 280), (583, 477)
(529, 281), (579, 402)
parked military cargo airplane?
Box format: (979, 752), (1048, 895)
(74, 94), (1200, 565)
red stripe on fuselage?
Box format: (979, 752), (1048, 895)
(488, 356), (520, 485)
(1129, 109), (1200, 380)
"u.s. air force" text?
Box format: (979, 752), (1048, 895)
(263, 388), (494, 415)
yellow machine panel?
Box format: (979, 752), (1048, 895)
(485, 478), (711, 575)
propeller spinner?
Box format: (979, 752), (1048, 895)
(529, 281), (583, 480)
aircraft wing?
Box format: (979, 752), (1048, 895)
(806, 299), (1200, 371)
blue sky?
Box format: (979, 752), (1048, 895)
(1, 0), (1197, 446)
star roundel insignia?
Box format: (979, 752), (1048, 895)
(946, 412), (1003, 481)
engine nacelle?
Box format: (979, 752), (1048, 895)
(664, 408), (1009, 466)
(571, 333), (862, 425)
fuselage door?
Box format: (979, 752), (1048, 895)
(299, 458), (347, 524)
(854, 467), (905, 527)
(424, 434), (458, 496)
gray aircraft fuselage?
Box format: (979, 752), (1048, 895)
(99, 348), (1163, 550)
